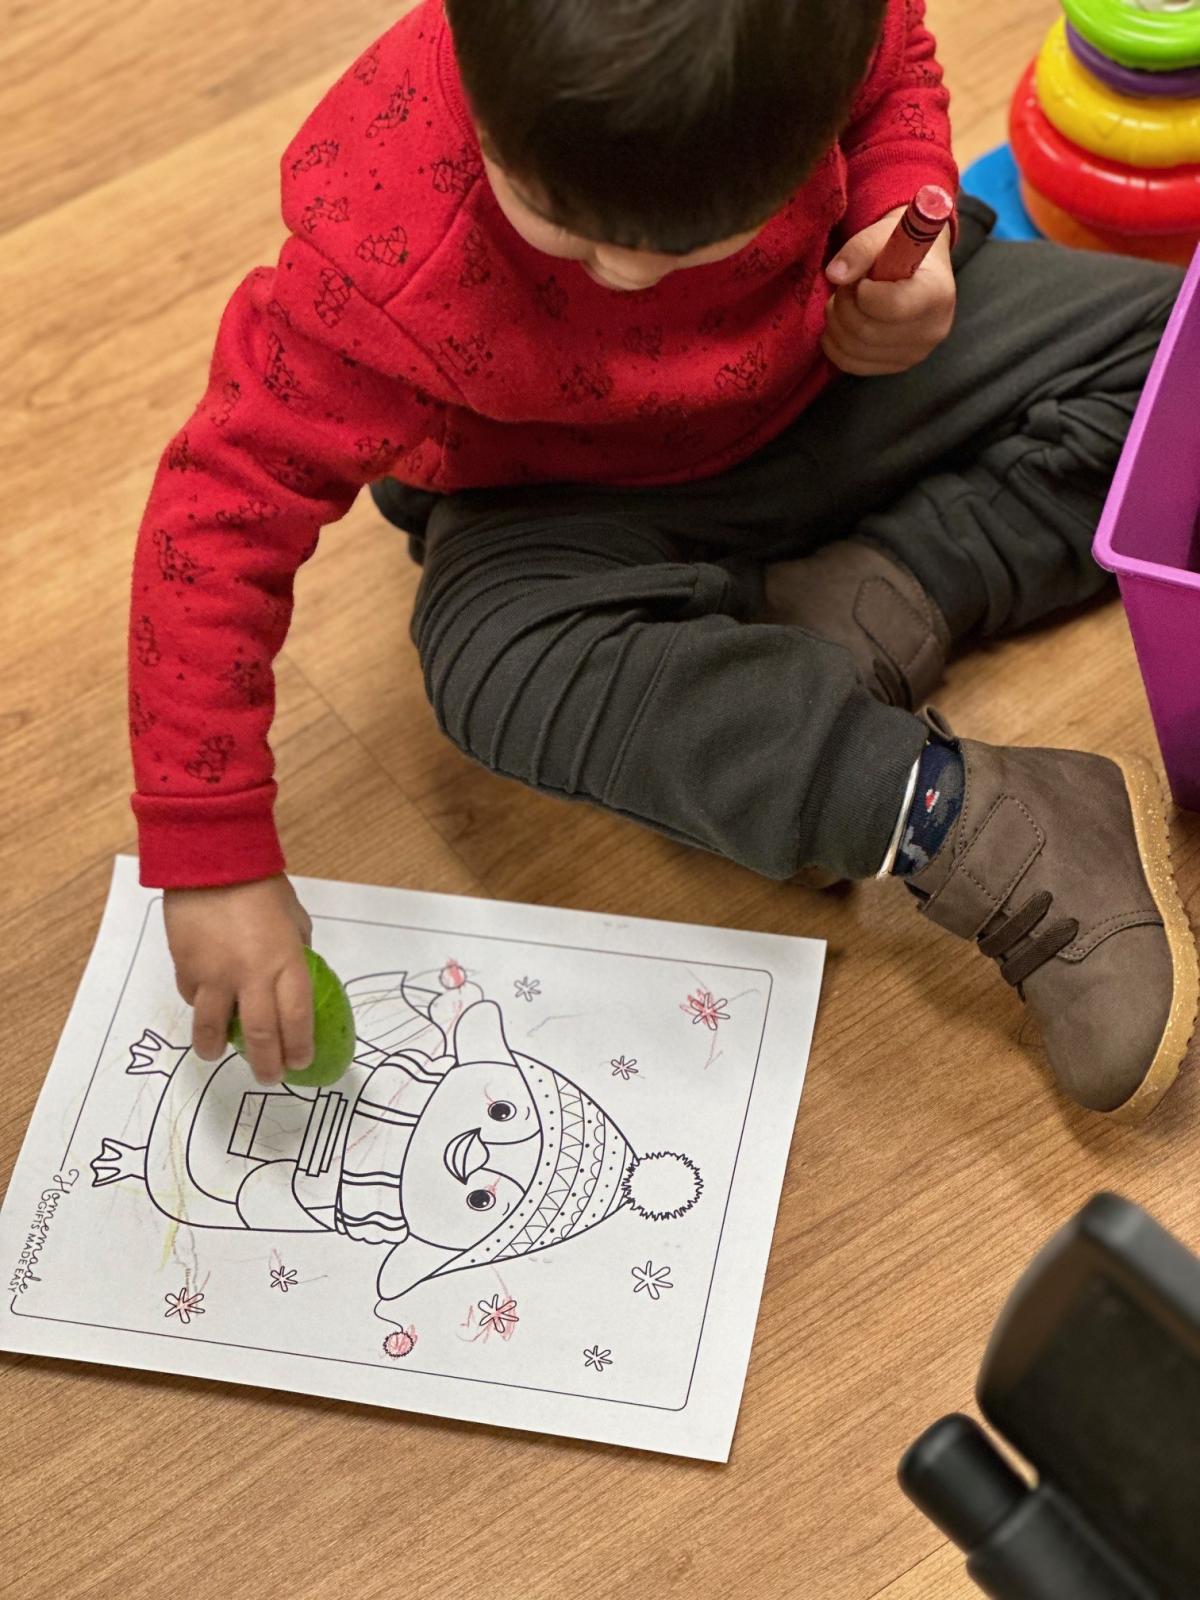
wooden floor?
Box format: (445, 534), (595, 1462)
(5, 2), (1198, 1596)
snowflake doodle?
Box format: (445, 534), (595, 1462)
(477, 1294), (520, 1337)
(270, 1265), (297, 1294)
(459, 1283), (520, 1345)
(514, 976), (541, 1003)
(164, 1286), (206, 1325)
(610, 1056), (639, 1081)
(681, 990), (730, 1031)
(584, 1345), (613, 1373)
(631, 1261), (674, 1301)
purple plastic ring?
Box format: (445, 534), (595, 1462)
(1066, 23), (1200, 98)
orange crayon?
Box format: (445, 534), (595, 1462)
(870, 185), (955, 283)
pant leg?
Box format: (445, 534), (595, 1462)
(411, 500), (925, 880)
(405, 226), (1180, 647)
(753, 235), (1183, 639)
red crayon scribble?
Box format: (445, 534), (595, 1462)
(681, 990), (730, 1031)
(458, 1274), (520, 1344)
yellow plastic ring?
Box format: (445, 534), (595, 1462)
(1037, 17), (1200, 167)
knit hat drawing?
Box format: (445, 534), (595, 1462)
(374, 998), (703, 1307)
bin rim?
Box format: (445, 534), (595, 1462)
(1094, 245), (1200, 590)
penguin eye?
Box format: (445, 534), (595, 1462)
(467, 1189), (496, 1211)
(487, 1100), (516, 1122)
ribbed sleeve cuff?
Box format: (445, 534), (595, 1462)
(842, 151), (961, 244)
(132, 783), (286, 889)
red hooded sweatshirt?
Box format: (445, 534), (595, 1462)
(129, 0), (957, 888)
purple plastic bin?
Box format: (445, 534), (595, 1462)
(1094, 247), (1200, 813)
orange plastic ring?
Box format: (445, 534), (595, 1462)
(1020, 177), (1200, 264)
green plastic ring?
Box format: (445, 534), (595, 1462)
(1062, 0), (1200, 71)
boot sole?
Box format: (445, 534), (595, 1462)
(1108, 754), (1199, 1123)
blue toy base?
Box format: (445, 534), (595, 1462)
(961, 144), (1044, 243)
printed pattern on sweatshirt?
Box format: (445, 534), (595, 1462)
(129, 0), (957, 888)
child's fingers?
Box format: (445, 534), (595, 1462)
(854, 275), (938, 325)
(237, 983), (286, 1083)
(193, 984), (234, 1062)
(825, 292), (925, 357)
(826, 211), (904, 287)
(821, 326), (913, 376)
(276, 958), (315, 1073)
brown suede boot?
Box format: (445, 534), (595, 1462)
(763, 540), (950, 710)
(906, 721), (1198, 1119)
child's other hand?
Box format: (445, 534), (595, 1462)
(163, 876), (314, 1084)
(822, 206), (956, 377)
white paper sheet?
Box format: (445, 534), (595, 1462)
(1, 858), (823, 1460)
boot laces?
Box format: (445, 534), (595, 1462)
(977, 889), (1079, 988)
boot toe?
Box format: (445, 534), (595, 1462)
(1030, 926), (1176, 1114)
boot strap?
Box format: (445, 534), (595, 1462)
(920, 795), (1045, 940)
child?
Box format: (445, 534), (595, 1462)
(132, 0), (1197, 1118)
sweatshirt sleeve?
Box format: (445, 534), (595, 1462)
(839, 0), (959, 239)
(129, 234), (444, 889)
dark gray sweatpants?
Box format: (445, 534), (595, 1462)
(377, 202), (1182, 880)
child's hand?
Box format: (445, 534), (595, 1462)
(822, 206), (956, 377)
(163, 876), (314, 1084)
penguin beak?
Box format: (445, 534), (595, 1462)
(444, 1128), (488, 1183)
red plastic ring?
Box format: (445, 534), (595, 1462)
(1021, 177), (1200, 265)
(1010, 59), (1200, 233)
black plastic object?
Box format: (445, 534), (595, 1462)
(899, 1195), (1200, 1599)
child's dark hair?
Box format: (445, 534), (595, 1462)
(446, 0), (888, 255)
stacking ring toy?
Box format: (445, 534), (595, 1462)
(1021, 176), (1200, 262)
(1067, 22), (1200, 95)
(1010, 61), (1200, 232)
(1062, 0), (1200, 73)
(1038, 19), (1200, 166)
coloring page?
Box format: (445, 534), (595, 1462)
(1, 859), (824, 1460)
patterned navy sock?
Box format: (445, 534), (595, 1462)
(892, 739), (964, 877)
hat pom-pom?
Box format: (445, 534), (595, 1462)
(622, 1151), (703, 1220)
